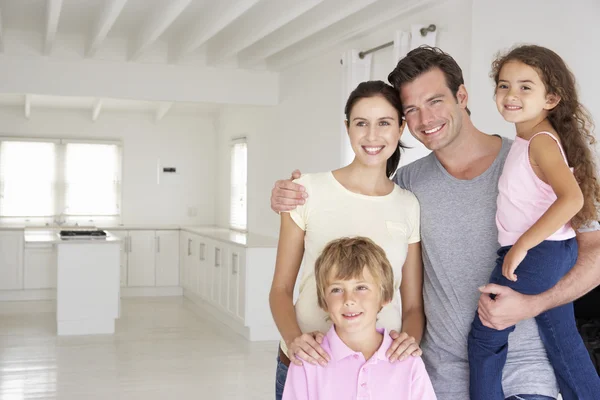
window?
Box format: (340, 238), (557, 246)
(64, 143), (120, 216)
(0, 140), (56, 217)
(230, 138), (247, 231)
(0, 137), (121, 222)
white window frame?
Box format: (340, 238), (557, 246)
(230, 137), (247, 232)
(0, 136), (122, 226)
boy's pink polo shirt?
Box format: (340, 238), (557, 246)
(282, 326), (437, 400)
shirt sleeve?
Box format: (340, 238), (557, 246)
(284, 175), (311, 231)
(407, 193), (421, 244)
(410, 357), (437, 400)
(282, 363), (310, 400)
(393, 166), (409, 190)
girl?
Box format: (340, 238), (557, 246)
(269, 81), (426, 400)
(468, 45), (600, 400)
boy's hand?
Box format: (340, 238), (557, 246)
(387, 331), (422, 362)
(502, 245), (527, 282)
(286, 331), (330, 367)
(271, 170), (307, 213)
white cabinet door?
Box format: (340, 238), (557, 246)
(197, 237), (209, 299)
(180, 232), (191, 290)
(228, 246), (246, 322)
(24, 244), (57, 289)
(0, 231), (24, 290)
(127, 230), (156, 287)
(211, 243), (224, 305)
(188, 234), (199, 295)
(219, 246), (230, 310)
(111, 231), (129, 287)
(155, 230), (179, 287)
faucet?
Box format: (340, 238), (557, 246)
(53, 211), (66, 226)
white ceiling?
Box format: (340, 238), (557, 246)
(0, 0), (427, 68)
(0, 0), (431, 120)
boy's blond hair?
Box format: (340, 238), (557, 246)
(314, 236), (394, 310)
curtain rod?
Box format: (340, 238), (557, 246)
(358, 24), (437, 59)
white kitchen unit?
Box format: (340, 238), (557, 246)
(24, 242), (57, 290)
(22, 230), (121, 335)
(155, 230), (180, 287)
(56, 240), (120, 335)
(127, 230), (156, 287)
(111, 228), (181, 296)
(0, 230), (23, 290)
(180, 227), (279, 341)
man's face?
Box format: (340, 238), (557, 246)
(399, 68), (467, 152)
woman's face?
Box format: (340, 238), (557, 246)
(346, 95), (403, 169)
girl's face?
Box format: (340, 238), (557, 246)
(495, 61), (558, 125)
(346, 95), (403, 169)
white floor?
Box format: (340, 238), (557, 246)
(0, 297), (279, 400)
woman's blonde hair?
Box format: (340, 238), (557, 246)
(314, 237), (394, 310)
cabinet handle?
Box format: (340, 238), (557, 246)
(156, 236), (160, 253)
(187, 238), (191, 256)
(199, 243), (205, 260)
(215, 247), (220, 267)
(232, 253), (238, 275)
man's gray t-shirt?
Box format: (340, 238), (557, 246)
(394, 136), (558, 399)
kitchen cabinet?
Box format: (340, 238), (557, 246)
(24, 243), (57, 289)
(0, 231), (24, 290)
(155, 230), (179, 287)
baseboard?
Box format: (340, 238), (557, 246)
(0, 289), (56, 301)
(0, 287), (183, 302)
(121, 286), (183, 297)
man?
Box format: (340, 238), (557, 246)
(270, 46), (600, 399)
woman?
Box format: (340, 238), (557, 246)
(269, 81), (426, 399)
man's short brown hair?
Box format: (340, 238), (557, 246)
(388, 45), (471, 115)
(314, 237), (394, 310)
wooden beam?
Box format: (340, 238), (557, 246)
(24, 95), (31, 119)
(86, 0), (128, 57)
(269, 0), (436, 70)
(44, 0), (64, 55)
(92, 99), (103, 121)
(210, 0), (324, 63)
(177, 0), (260, 61)
(130, 0), (191, 61)
(241, 0), (378, 66)
(155, 102), (173, 122)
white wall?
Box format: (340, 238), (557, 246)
(215, 0), (474, 237)
(0, 107), (217, 226)
(469, 0), (600, 139)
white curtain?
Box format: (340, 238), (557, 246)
(340, 49), (372, 167)
(410, 24), (437, 50)
(393, 30), (411, 65)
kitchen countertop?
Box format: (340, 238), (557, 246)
(24, 230), (122, 244)
(2, 224), (278, 248)
(180, 227), (278, 248)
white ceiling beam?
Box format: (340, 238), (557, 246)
(92, 99), (103, 121)
(177, 0), (260, 61)
(24, 95), (31, 119)
(86, 0), (129, 57)
(155, 102), (173, 122)
(130, 0), (192, 61)
(241, 0), (378, 66)
(210, 0), (325, 63)
(44, 0), (64, 55)
(269, 0), (435, 70)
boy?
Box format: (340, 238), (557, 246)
(282, 237), (436, 400)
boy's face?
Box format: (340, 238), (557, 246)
(323, 267), (386, 334)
